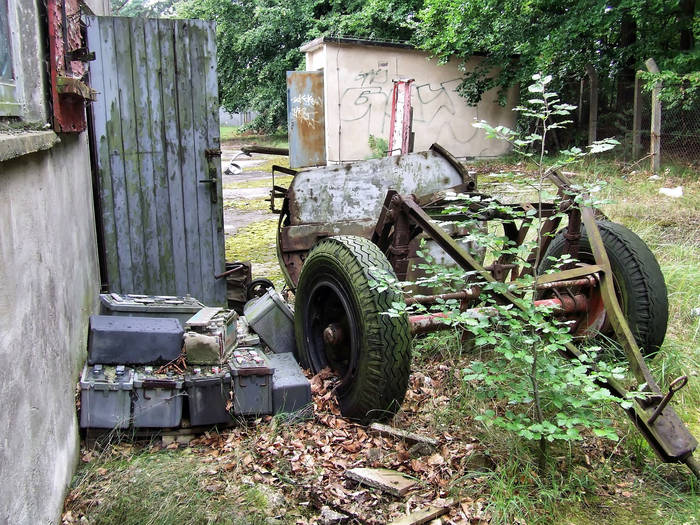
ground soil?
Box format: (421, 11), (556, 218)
(220, 141), (278, 236)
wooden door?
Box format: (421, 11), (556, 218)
(87, 16), (226, 306)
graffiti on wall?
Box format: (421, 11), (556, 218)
(290, 93), (323, 129)
(339, 64), (478, 145)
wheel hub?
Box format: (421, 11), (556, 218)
(304, 279), (359, 393)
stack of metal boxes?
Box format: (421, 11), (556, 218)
(80, 301), (186, 429)
(80, 292), (312, 431)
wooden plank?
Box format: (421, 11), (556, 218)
(388, 506), (449, 525)
(346, 468), (417, 497)
(632, 71), (643, 159)
(370, 423), (438, 447)
(585, 64), (598, 146)
(144, 18), (176, 294)
(130, 16), (160, 293)
(158, 19), (189, 296)
(202, 19), (227, 305)
(646, 58), (661, 174)
(86, 17), (121, 292)
(114, 17), (146, 291)
(189, 20), (215, 304)
(101, 18), (134, 292)
(174, 21), (203, 300)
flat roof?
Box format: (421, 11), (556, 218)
(299, 36), (414, 53)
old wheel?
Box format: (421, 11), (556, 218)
(295, 235), (411, 421)
(539, 220), (668, 355)
(247, 278), (274, 301)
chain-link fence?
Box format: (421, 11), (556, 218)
(659, 101), (700, 165)
(575, 68), (699, 171)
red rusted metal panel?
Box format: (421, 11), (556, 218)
(388, 79), (414, 156)
(47, 0), (94, 132)
(287, 71), (326, 168)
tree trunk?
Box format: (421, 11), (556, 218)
(679, 0), (695, 51)
(616, 11), (637, 112)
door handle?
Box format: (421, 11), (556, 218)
(198, 165), (218, 203)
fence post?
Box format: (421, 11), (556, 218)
(632, 71), (643, 158)
(645, 58), (661, 173)
(585, 64), (598, 145)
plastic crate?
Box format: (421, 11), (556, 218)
(79, 364), (133, 429)
(243, 289), (296, 354)
(99, 293), (205, 327)
(132, 369), (184, 428)
(184, 366), (232, 426)
(228, 348), (273, 416)
(268, 353), (311, 415)
(87, 315), (184, 365)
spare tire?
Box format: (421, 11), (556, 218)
(538, 221), (668, 355)
(295, 235), (411, 421)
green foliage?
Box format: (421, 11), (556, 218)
(367, 134), (389, 158)
(639, 50), (700, 109)
(379, 76), (633, 452)
(416, 0), (698, 107)
(110, 0), (175, 17)
(175, 0), (422, 132)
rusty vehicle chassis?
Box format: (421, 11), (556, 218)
(277, 169), (699, 477)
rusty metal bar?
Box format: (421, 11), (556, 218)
(409, 296), (587, 334)
(534, 275), (596, 290)
(580, 208), (658, 390)
(241, 145), (290, 156)
(536, 264), (603, 285)
(405, 288), (480, 306)
(648, 376), (688, 425)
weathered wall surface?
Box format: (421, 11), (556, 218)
(305, 41), (518, 162)
(0, 135), (100, 524)
(0, 0), (105, 522)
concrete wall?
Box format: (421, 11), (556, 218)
(304, 40), (518, 162)
(219, 108), (257, 127)
(0, 0), (105, 522)
(0, 136), (101, 524)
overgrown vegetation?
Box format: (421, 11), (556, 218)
(117, 0), (697, 136)
(224, 218), (284, 288)
(381, 76), (632, 463)
(65, 89), (698, 523)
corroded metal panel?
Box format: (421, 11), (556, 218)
(48, 0), (93, 132)
(87, 16), (226, 306)
(286, 149), (464, 225)
(287, 71), (326, 168)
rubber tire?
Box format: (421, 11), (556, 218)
(295, 235), (411, 421)
(539, 221), (668, 355)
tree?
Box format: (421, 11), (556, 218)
(110, 0), (176, 17)
(416, 0), (698, 112)
(175, 0), (423, 132)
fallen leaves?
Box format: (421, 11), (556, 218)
(66, 361), (488, 524)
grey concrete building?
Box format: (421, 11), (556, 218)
(0, 0), (109, 523)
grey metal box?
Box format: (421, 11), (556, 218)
(243, 289), (296, 354)
(228, 349), (273, 416)
(99, 293), (205, 327)
(79, 364), (133, 429)
(184, 308), (238, 364)
(88, 315), (184, 365)
(184, 367), (232, 426)
(132, 370), (184, 428)
(268, 353), (311, 415)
